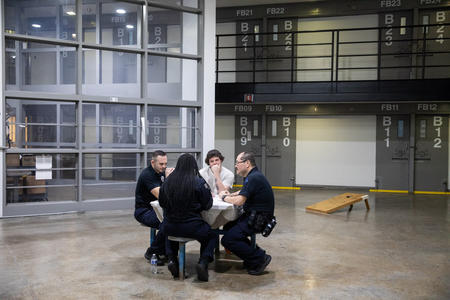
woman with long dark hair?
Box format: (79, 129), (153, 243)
(159, 153), (218, 281)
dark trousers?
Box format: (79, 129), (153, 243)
(134, 207), (166, 255)
(164, 219), (219, 263)
(221, 215), (266, 269)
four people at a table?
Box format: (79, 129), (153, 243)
(134, 149), (274, 281)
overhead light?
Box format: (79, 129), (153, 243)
(314, 106), (318, 112)
(126, 24), (134, 29)
(66, 11), (76, 16)
(116, 9), (126, 14)
(72, 33), (77, 38)
(31, 24), (41, 28)
(11, 55), (16, 59)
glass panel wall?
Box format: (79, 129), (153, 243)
(148, 56), (197, 101)
(151, 0), (199, 9)
(2, 0), (203, 215)
(82, 153), (142, 200)
(6, 99), (77, 149)
(82, 103), (139, 148)
(147, 106), (197, 148)
(6, 153), (78, 203)
(5, 39), (77, 94)
(82, 49), (140, 97)
(4, 0), (77, 40)
(82, 0), (140, 48)
(148, 7), (198, 55)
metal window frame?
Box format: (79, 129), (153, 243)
(1, 0), (205, 216)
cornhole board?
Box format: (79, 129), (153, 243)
(306, 193), (369, 214)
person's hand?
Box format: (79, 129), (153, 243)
(219, 190), (230, 201)
(165, 167), (174, 177)
(211, 164), (221, 176)
(219, 190), (230, 197)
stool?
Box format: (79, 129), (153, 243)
(150, 228), (156, 245)
(140, 224), (157, 246)
(168, 236), (195, 280)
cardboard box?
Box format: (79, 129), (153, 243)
(24, 175), (46, 195)
(21, 156), (35, 167)
(6, 154), (20, 167)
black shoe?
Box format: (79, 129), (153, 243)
(144, 248), (165, 266)
(248, 254), (271, 276)
(242, 261), (250, 270)
(196, 262), (209, 282)
(160, 255), (169, 264)
(144, 247), (152, 260)
(168, 260), (179, 278)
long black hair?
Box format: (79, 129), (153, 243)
(162, 153), (199, 210)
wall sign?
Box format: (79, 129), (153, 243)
(379, 0), (402, 8)
(217, 103), (450, 115)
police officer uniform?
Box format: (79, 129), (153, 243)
(159, 177), (219, 265)
(221, 167), (274, 272)
(134, 166), (166, 257)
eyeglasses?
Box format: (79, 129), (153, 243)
(235, 160), (247, 165)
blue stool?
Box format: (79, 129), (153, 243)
(140, 224), (157, 246)
(168, 236), (195, 280)
(150, 228), (156, 245)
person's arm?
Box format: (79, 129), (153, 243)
(143, 172), (161, 200)
(222, 194), (246, 206)
(219, 190), (239, 197)
(150, 187), (160, 199)
(220, 175), (252, 206)
(165, 167), (174, 178)
(220, 169), (235, 193)
(210, 164), (228, 195)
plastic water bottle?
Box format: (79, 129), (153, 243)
(150, 254), (158, 274)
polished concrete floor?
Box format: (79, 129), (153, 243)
(0, 189), (449, 300)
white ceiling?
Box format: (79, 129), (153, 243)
(216, 0), (319, 8)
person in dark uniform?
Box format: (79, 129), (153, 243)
(134, 150), (174, 265)
(159, 153), (218, 282)
(219, 151), (274, 275)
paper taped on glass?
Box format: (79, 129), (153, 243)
(36, 156), (52, 180)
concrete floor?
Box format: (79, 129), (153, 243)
(0, 189), (449, 300)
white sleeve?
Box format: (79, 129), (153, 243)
(221, 168), (235, 188)
(199, 167), (208, 179)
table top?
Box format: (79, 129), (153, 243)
(150, 196), (242, 229)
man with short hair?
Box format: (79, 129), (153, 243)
(199, 149), (234, 196)
(134, 150), (173, 264)
(219, 151), (274, 276)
